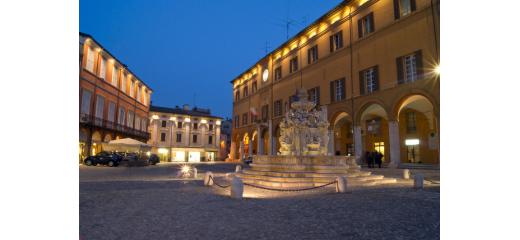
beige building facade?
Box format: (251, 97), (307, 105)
(230, 0), (440, 167)
(148, 105), (223, 162)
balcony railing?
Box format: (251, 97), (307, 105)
(80, 113), (150, 139)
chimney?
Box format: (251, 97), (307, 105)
(183, 104), (190, 110)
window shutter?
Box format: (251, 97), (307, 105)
(393, 0), (400, 19)
(340, 78), (346, 100)
(415, 50), (423, 78)
(396, 57), (404, 84)
(369, 13), (375, 32)
(374, 66), (380, 91)
(359, 71), (365, 95)
(329, 35), (334, 52)
(338, 31), (343, 48)
(411, 0), (417, 12)
(316, 87), (321, 105)
(330, 81), (335, 102)
(357, 19), (363, 38)
(307, 49), (311, 64)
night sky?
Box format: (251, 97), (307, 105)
(80, 0), (343, 119)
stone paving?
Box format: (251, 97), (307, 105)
(80, 163), (439, 240)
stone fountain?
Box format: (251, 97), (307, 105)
(237, 88), (396, 189)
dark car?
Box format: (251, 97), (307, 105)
(148, 154), (159, 165)
(83, 151), (121, 167)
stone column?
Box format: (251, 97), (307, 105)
(248, 139), (253, 157)
(388, 121), (400, 168)
(353, 125), (363, 159)
(239, 141), (244, 160)
(328, 129), (335, 156)
(257, 126), (263, 155)
(230, 141), (236, 161)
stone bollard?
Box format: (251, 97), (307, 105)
(235, 165), (242, 172)
(193, 167), (198, 178)
(336, 176), (347, 193)
(230, 176), (244, 199)
(414, 173), (424, 189)
(204, 171), (213, 186)
(403, 169), (410, 179)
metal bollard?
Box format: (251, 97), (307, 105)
(414, 173), (424, 189)
(403, 169), (410, 179)
(193, 167), (198, 178)
(204, 172), (213, 186)
(336, 176), (347, 193)
(235, 165), (242, 172)
(230, 176), (244, 199)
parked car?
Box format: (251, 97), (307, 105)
(148, 154), (159, 165)
(83, 151), (121, 167)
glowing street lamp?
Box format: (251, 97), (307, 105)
(434, 65), (440, 75)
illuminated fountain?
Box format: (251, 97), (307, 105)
(237, 89), (396, 189)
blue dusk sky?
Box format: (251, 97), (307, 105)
(80, 0), (343, 119)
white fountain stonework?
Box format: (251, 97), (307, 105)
(237, 89), (397, 189)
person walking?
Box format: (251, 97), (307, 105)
(375, 151), (383, 168)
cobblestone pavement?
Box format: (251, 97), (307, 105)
(80, 163), (439, 240)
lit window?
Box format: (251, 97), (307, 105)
(130, 80), (135, 97)
(85, 47), (95, 72)
(121, 73), (126, 94)
(111, 66), (118, 86)
(99, 57), (106, 79)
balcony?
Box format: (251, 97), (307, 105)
(80, 113), (150, 139)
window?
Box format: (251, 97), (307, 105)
(252, 82), (257, 93)
(406, 111), (417, 133)
(107, 101), (116, 122)
(358, 13), (375, 38)
(242, 113), (248, 125)
(234, 115), (239, 128)
(121, 73), (126, 94)
(111, 66), (118, 86)
(85, 47), (95, 72)
(160, 133), (166, 142)
(308, 45), (318, 64)
(261, 105), (269, 121)
(289, 57), (298, 73)
(329, 31), (343, 52)
(135, 116), (141, 130)
(176, 133), (182, 143)
(99, 57), (106, 79)
(136, 84), (141, 102)
(397, 50), (423, 84)
(141, 119), (147, 132)
(359, 66), (379, 95)
(243, 86), (248, 97)
(394, 0), (416, 19)
(235, 90), (240, 101)
(95, 95), (104, 119)
(308, 87), (320, 106)
(208, 135), (213, 145)
(130, 80), (135, 97)
(177, 121), (183, 128)
(80, 89), (92, 114)
(118, 107), (125, 125)
(193, 135), (198, 143)
(330, 78), (346, 102)
(194, 123), (198, 130)
(209, 124), (213, 131)
(127, 111), (134, 128)
(274, 66), (282, 81)
(161, 120), (167, 128)
(274, 100), (283, 117)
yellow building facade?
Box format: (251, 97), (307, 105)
(230, 0), (440, 167)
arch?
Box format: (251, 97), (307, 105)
(251, 130), (258, 155)
(391, 90), (438, 120)
(103, 133), (112, 142)
(330, 111), (352, 127)
(331, 111), (354, 156)
(91, 131), (102, 142)
(356, 102), (389, 125)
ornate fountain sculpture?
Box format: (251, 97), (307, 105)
(278, 88), (330, 156)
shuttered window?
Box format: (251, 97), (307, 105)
(107, 101), (116, 122)
(129, 80), (135, 97)
(394, 0), (416, 20)
(290, 57), (298, 73)
(330, 78), (346, 102)
(95, 95), (104, 119)
(99, 57), (106, 79)
(81, 89), (92, 114)
(274, 66), (282, 81)
(118, 107), (125, 125)
(85, 47), (95, 72)
(127, 111), (134, 128)
(397, 50), (423, 84)
(329, 31), (343, 52)
(308, 45), (319, 64)
(308, 87), (320, 106)
(359, 66), (379, 95)
(274, 100), (283, 117)
(261, 105), (269, 120)
(111, 66), (118, 86)
(358, 13), (375, 38)
(121, 73), (126, 94)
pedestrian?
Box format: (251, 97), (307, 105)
(368, 151), (375, 168)
(364, 151), (371, 168)
(375, 151), (383, 168)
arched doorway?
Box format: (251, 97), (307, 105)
(395, 94), (439, 164)
(358, 103), (390, 164)
(332, 112), (353, 156)
(251, 131), (258, 155)
(91, 131), (102, 156)
(243, 133), (250, 158)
